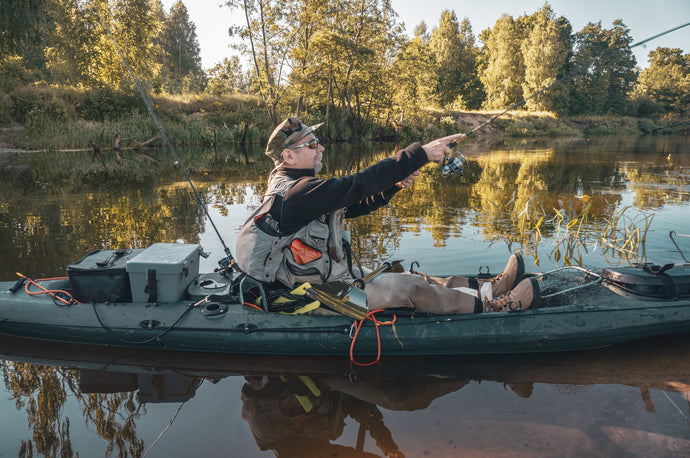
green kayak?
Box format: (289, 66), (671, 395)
(2, 265), (690, 357)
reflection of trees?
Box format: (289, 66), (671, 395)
(203, 182), (253, 216)
(3, 363), (144, 457)
(3, 137), (688, 278)
(0, 185), (206, 279)
(622, 157), (690, 208)
(227, 140), (686, 266)
(471, 151), (550, 240)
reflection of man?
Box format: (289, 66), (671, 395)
(235, 117), (539, 314)
(240, 375), (468, 457)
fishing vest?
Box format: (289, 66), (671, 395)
(235, 172), (353, 287)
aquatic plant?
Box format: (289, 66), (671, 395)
(511, 193), (653, 267)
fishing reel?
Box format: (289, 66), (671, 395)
(441, 153), (467, 177)
(441, 139), (467, 177)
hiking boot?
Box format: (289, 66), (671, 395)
(478, 252), (525, 300)
(483, 277), (539, 313)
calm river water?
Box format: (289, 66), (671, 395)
(1, 135), (689, 456)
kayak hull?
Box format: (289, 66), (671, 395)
(2, 277), (690, 356)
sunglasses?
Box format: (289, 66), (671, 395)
(291, 138), (320, 150)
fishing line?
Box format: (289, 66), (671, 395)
(142, 381), (203, 458)
(444, 20), (690, 163)
(91, 7), (237, 270)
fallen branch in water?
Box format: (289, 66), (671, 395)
(132, 135), (161, 164)
(90, 129), (106, 169)
(114, 132), (135, 165)
(89, 132), (162, 168)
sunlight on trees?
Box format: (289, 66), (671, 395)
(0, 0), (686, 135)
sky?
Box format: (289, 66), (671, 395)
(162, 0), (690, 70)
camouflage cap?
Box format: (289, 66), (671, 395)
(265, 117), (324, 161)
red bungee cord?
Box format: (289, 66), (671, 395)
(349, 309), (397, 366)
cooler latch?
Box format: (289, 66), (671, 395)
(145, 269), (158, 303)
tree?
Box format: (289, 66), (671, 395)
(480, 14), (524, 110)
(316, 0), (403, 139)
(429, 10), (464, 108)
(390, 22), (437, 120)
(427, 12), (482, 110)
(457, 18), (485, 110)
(0, 0), (48, 70)
(206, 56), (250, 94)
(90, 0), (164, 91)
(520, 5), (572, 113)
(44, 0), (96, 85)
(160, 1), (205, 93)
(570, 20), (637, 115)
(263, 0), (403, 138)
(283, 0), (328, 117)
(636, 47), (690, 115)
(224, 0), (291, 125)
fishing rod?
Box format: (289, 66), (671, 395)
(441, 20), (690, 177)
(91, 7), (238, 271)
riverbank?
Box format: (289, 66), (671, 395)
(0, 108), (686, 191)
(0, 109), (679, 155)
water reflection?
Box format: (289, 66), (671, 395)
(2, 136), (690, 455)
(2, 335), (689, 456)
(3, 136), (688, 280)
(240, 375), (464, 457)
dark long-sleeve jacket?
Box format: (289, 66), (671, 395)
(268, 143), (429, 234)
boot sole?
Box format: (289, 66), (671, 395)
(512, 252), (526, 289)
(526, 277), (540, 309)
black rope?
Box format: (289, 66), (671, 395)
(91, 302), (196, 345)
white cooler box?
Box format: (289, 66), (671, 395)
(126, 243), (202, 303)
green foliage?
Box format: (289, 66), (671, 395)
(636, 118), (658, 134)
(1, 0), (687, 151)
(159, 1), (206, 93)
(569, 20), (638, 115)
(579, 116), (639, 136)
(520, 6), (572, 113)
(0, 55), (44, 92)
(9, 85), (79, 129)
(429, 11), (478, 108)
(390, 22), (438, 121)
(224, 0), (291, 124)
(396, 124), (424, 145)
(78, 86), (145, 122)
(627, 94), (664, 118)
(0, 93), (13, 124)
(206, 57), (250, 95)
(44, 0), (95, 86)
(480, 14), (525, 109)
(506, 119), (538, 137)
(0, 0), (48, 70)
(635, 47), (690, 115)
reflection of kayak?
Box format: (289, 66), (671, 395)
(1, 333), (689, 396)
(1, 244), (690, 357)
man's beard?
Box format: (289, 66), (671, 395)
(313, 154), (323, 174)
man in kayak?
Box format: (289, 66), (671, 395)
(234, 117), (539, 314)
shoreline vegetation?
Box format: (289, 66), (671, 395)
(3, 2), (689, 190)
(0, 90), (686, 155)
(0, 96), (687, 191)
